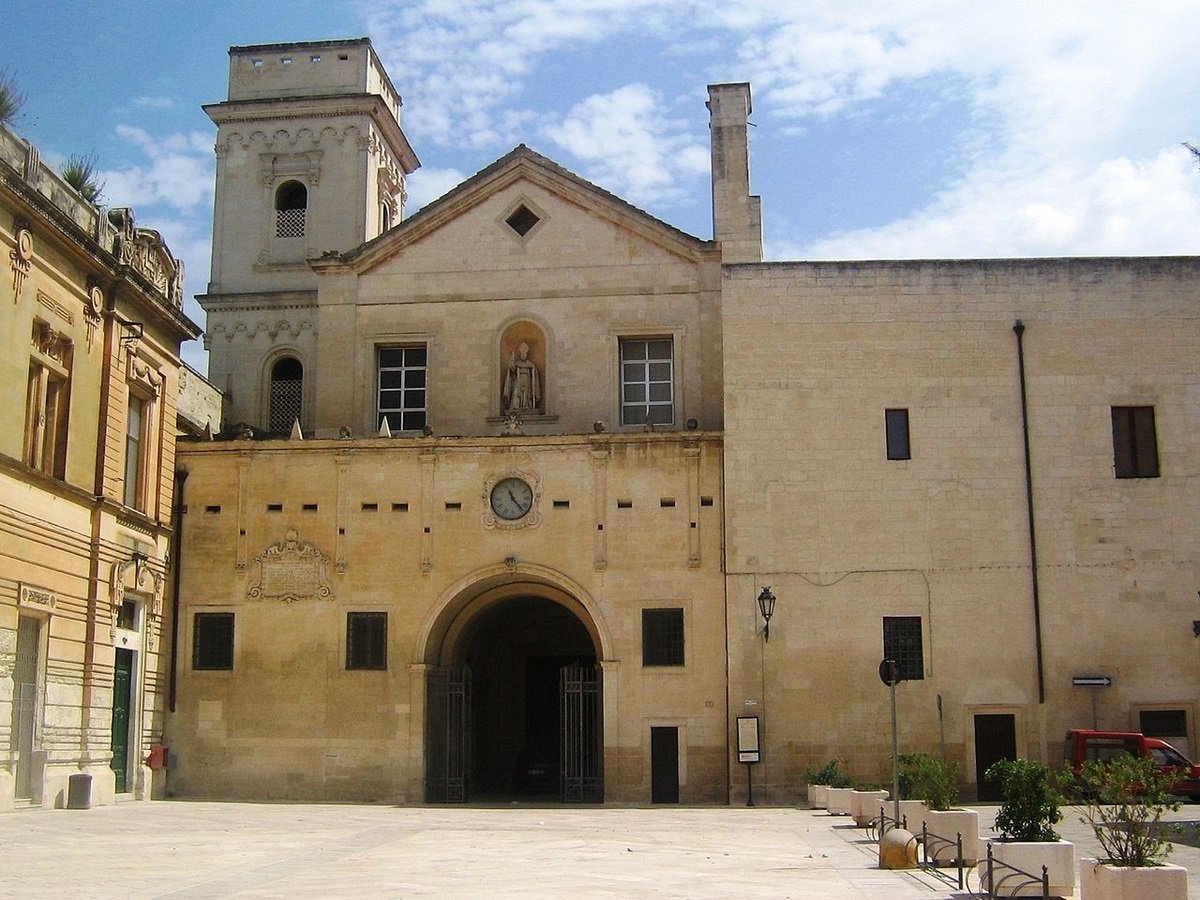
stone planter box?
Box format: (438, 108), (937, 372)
(806, 783), (829, 808)
(921, 808), (981, 866)
(851, 789), (889, 826)
(878, 799), (928, 833)
(1079, 857), (1187, 900)
(826, 786), (854, 815)
(985, 839), (1075, 898)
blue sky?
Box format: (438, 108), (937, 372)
(4, 1), (1200, 371)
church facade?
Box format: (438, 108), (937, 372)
(166, 38), (1199, 805)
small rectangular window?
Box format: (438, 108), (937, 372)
(347, 612), (387, 670)
(620, 338), (674, 427)
(885, 408), (910, 460)
(117, 598), (139, 632)
(642, 608), (685, 666)
(1112, 406), (1159, 478)
(193, 613), (234, 670)
(882, 616), (924, 680)
(378, 345), (428, 433)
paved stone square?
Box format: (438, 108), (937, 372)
(2, 801), (1199, 898)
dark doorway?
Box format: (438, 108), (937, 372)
(651, 726), (680, 803)
(974, 713), (1017, 801)
(110, 648), (134, 793)
(427, 595), (599, 802)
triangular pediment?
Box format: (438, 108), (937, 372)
(312, 145), (716, 276)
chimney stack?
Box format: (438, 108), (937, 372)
(707, 83), (762, 263)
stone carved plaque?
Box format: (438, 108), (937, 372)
(247, 529), (334, 603)
(19, 583), (56, 610)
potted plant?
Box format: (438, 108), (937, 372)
(1075, 754), (1187, 899)
(805, 758), (852, 810)
(913, 755), (982, 866)
(985, 758), (1074, 897)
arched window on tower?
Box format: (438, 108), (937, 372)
(275, 181), (307, 238)
(269, 357), (304, 434)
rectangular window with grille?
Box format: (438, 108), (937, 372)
(642, 608), (685, 666)
(377, 345), (427, 432)
(347, 612), (388, 670)
(620, 338), (674, 427)
(882, 616), (924, 680)
(1111, 405), (1159, 478)
(193, 613), (234, 670)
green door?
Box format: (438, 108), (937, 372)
(110, 648), (134, 793)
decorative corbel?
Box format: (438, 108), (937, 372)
(10, 222), (33, 299)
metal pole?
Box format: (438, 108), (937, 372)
(746, 763), (754, 807)
(891, 679), (900, 825)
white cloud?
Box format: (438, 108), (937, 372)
(132, 96), (174, 109)
(542, 84), (709, 207)
(787, 146), (1200, 260)
(102, 126), (213, 211)
(407, 166), (470, 212)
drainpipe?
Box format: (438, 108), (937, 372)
(168, 468), (188, 712)
(1013, 320), (1046, 704)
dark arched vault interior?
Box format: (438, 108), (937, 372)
(460, 596), (596, 798)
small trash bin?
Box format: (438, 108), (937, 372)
(67, 772), (92, 809)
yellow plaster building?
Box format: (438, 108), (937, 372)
(74, 37), (1200, 807)
(0, 121), (202, 809)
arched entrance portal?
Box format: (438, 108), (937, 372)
(425, 593), (603, 803)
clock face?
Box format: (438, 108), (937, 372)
(490, 477), (534, 520)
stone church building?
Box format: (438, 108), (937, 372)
(6, 36), (1194, 810)
(166, 38), (1200, 806)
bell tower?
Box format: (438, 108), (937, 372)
(198, 39), (419, 429)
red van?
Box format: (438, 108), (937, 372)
(1064, 729), (1200, 800)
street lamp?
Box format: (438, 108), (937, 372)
(757, 586), (777, 642)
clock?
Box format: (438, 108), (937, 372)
(490, 476), (534, 520)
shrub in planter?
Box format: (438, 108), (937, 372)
(805, 758), (852, 808)
(1076, 753), (1177, 867)
(1075, 754), (1187, 900)
(985, 758), (1073, 898)
(899, 752), (957, 811)
(987, 758), (1062, 842)
(903, 756), (980, 865)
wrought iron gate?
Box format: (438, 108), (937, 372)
(559, 663), (602, 802)
(425, 667), (471, 803)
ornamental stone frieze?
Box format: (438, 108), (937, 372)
(108, 207), (184, 309)
(247, 529), (334, 603)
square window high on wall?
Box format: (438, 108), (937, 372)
(620, 338), (674, 427)
(193, 613), (234, 670)
(642, 608), (684, 666)
(1111, 405), (1159, 478)
(377, 345), (427, 433)
(346, 612), (387, 670)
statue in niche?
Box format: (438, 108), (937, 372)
(502, 341), (541, 413)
